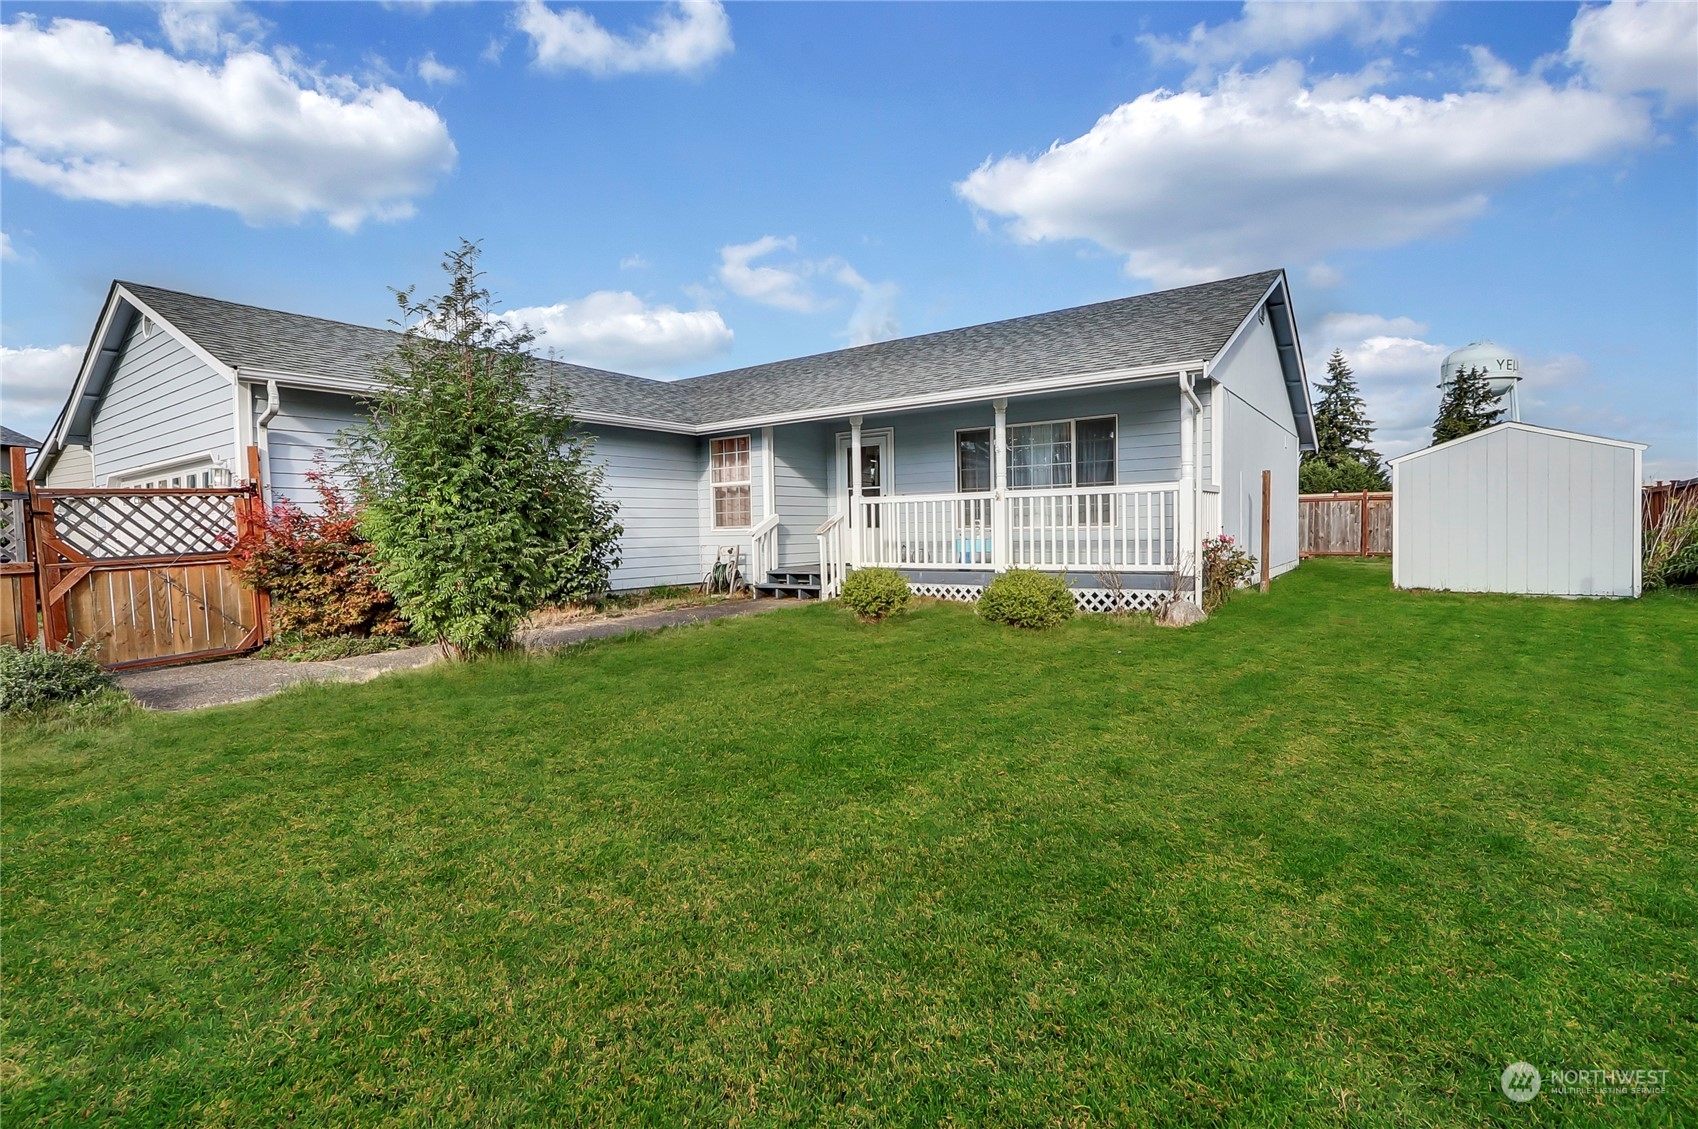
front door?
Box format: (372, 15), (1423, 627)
(835, 431), (891, 517)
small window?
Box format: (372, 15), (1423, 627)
(1076, 417), (1116, 487)
(956, 428), (991, 492)
(710, 435), (751, 529)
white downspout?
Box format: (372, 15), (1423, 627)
(1180, 371), (1205, 607)
(848, 415), (862, 568)
(255, 378), (280, 504)
(992, 398), (1008, 573)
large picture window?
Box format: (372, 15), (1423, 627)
(957, 417), (1117, 491)
(710, 435), (751, 528)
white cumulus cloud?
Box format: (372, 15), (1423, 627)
(516, 0), (731, 77)
(956, 58), (1653, 288)
(1142, 0), (1434, 82)
(499, 291), (733, 375)
(716, 236), (901, 342)
(0, 15), (457, 231)
(1566, 0), (1698, 109)
(718, 235), (820, 312)
(1306, 312), (1451, 460)
(834, 263), (901, 347)
(0, 232), (15, 261)
(0, 343), (83, 441)
(415, 51), (460, 86)
(158, 1), (267, 56)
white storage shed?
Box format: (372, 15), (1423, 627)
(1390, 422), (1645, 598)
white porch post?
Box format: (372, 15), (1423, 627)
(761, 426), (776, 520)
(1179, 372), (1202, 606)
(849, 415), (863, 567)
(992, 398), (1009, 571)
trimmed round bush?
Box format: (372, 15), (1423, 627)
(978, 569), (1075, 629)
(839, 567), (912, 622)
(0, 642), (114, 714)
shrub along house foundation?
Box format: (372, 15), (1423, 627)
(33, 270), (1317, 610)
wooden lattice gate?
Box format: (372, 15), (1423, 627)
(23, 449), (271, 670)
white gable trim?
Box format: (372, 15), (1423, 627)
(1389, 421), (1649, 465)
(34, 284), (240, 479)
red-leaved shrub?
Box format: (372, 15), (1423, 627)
(230, 464), (407, 639)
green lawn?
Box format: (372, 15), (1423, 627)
(4, 559), (1694, 1126)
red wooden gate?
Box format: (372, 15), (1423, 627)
(21, 447), (271, 670)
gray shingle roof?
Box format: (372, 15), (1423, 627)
(1, 425), (41, 448)
(120, 282), (697, 425)
(119, 270), (1282, 430)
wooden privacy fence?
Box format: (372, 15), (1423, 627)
(1643, 480), (1697, 529)
(7, 446), (272, 670)
(1300, 491), (1393, 557)
(1, 487), (37, 648)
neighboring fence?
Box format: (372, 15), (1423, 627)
(1300, 491), (1392, 557)
(1, 488), (37, 648)
(5, 446), (271, 670)
(1644, 479), (1697, 530)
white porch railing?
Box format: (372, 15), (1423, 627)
(842, 484), (1179, 573)
(749, 514), (780, 585)
(816, 513), (847, 599)
(1004, 484), (1178, 570)
(855, 492), (996, 570)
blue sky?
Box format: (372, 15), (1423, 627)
(2, 1), (1694, 476)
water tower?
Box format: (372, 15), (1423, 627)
(1440, 341), (1521, 421)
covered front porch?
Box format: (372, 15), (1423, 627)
(724, 375), (1215, 606)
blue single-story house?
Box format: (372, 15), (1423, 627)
(32, 269), (1316, 607)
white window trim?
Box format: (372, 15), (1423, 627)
(709, 434), (754, 531)
(106, 452), (233, 489)
(1002, 413), (1119, 491)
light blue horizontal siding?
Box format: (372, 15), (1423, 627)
(263, 387), (364, 505)
(588, 424), (703, 590)
(91, 320), (234, 483)
(773, 421), (829, 569)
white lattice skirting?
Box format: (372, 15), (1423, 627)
(909, 583), (985, 603)
(1071, 588), (1171, 614)
(907, 582), (1171, 614)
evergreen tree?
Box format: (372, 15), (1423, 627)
(346, 241), (623, 656)
(1300, 349), (1388, 491)
(1432, 364), (1506, 444)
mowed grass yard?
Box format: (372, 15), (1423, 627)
(3, 559), (1694, 1127)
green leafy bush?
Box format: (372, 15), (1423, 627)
(840, 567), (911, 622)
(1644, 492), (1698, 590)
(0, 642), (115, 714)
(229, 461), (408, 640)
(1202, 534), (1258, 611)
(345, 241), (623, 656)
(978, 569), (1075, 629)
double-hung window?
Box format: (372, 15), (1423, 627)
(710, 435), (752, 528)
(956, 416), (1116, 492)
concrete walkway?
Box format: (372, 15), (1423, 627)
(117, 598), (791, 711)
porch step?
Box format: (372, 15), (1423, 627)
(752, 568), (822, 600)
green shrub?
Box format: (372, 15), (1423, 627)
(1202, 534), (1258, 611)
(1645, 493), (1698, 590)
(0, 642), (116, 714)
(978, 569), (1075, 629)
(840, 567), (911, 621)
(346, 241), (623, 656)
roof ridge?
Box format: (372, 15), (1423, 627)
(673, 269), (1283, 388)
